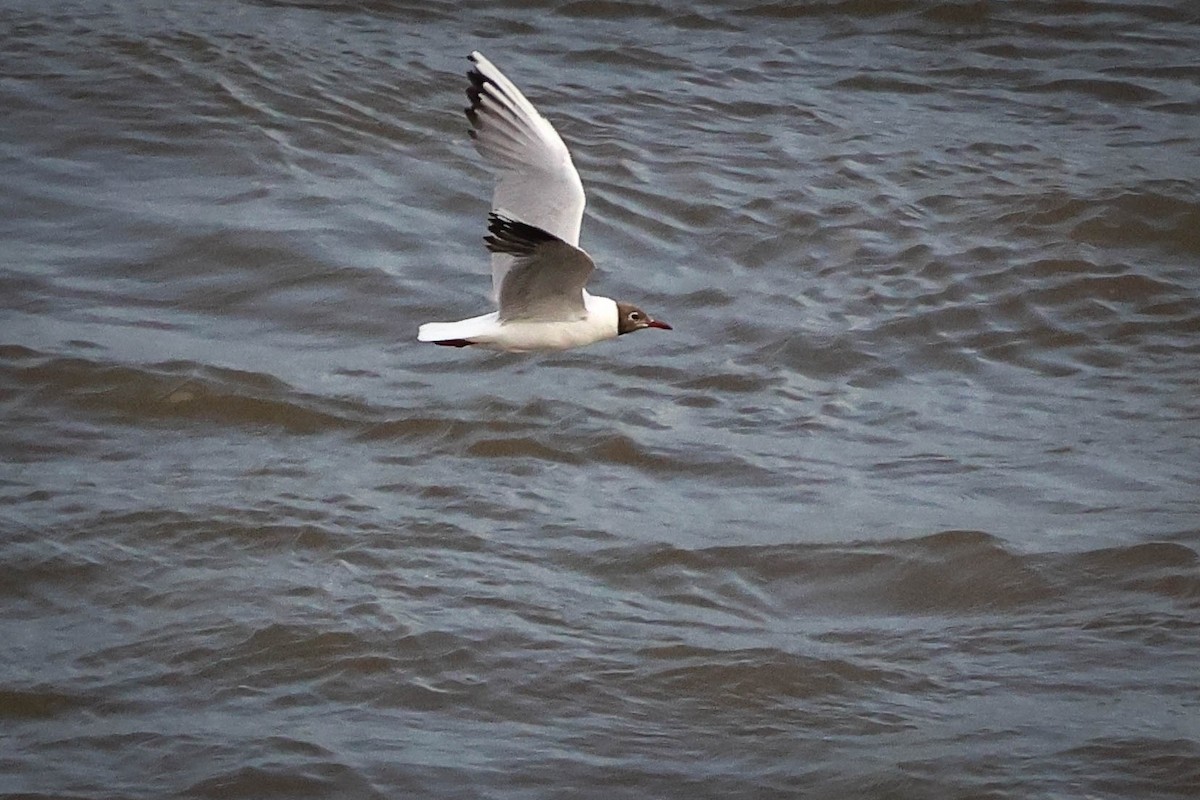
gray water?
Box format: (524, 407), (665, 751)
(2, 1), (1199, 797)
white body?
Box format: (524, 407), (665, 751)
(418, 294), (618, 352)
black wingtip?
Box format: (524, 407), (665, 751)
(465, 67), (490, 131)
(483, 214), (559, 256)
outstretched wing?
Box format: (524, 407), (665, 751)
(485, 213), (593, 322)
(466, 51), (587, 304)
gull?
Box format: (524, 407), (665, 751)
(417, 51), (671, 351)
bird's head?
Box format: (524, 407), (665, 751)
(616, 301), (672, 335)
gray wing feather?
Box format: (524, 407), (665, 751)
(466, 52), (587, 305)
(485, 214), (594, 322)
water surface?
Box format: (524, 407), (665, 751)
(2, 1), (1198, 797)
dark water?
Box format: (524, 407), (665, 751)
(3, 0), (1199, 797)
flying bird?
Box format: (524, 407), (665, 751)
(417, 52), (671, 351)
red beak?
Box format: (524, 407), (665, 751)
(647, 319), (672, 330)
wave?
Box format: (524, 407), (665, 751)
(587, 530), (1200, 617)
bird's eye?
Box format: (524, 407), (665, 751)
(630, 311), (642, 321)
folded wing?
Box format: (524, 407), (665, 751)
(466, 51), (587, 304)
(484, 213), (593, 322)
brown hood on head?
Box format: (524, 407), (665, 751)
(616, 301), (672, 335)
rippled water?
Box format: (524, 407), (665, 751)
(3, 1), (1199, 797)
